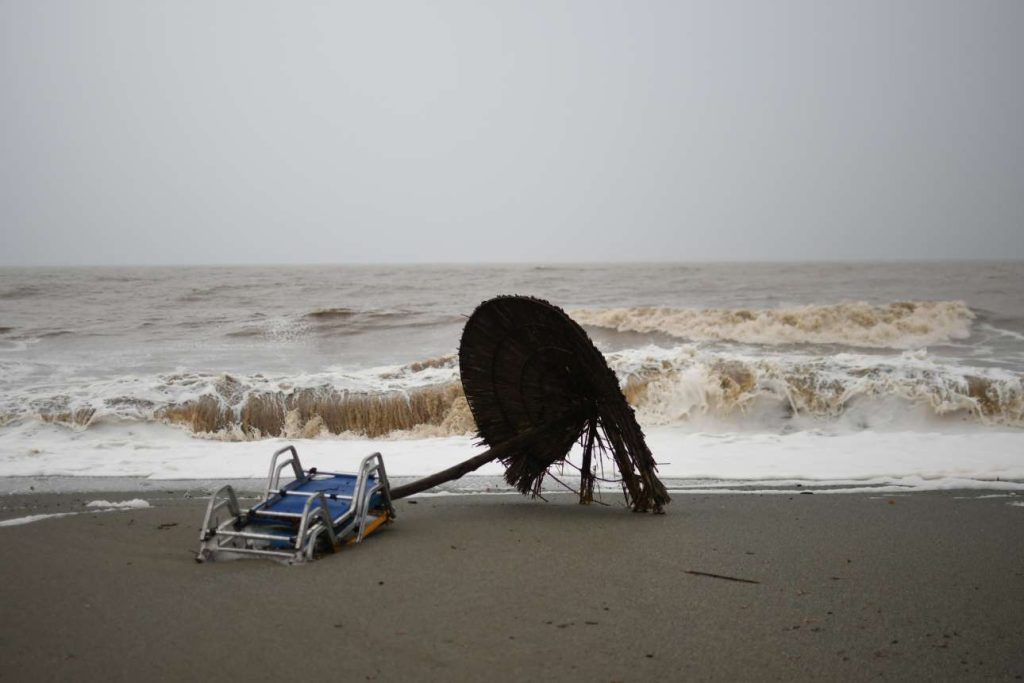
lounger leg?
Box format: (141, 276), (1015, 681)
(295, 493), (340, 562)
(196, 485), (242, 562)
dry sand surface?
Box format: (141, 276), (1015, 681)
(1, 490), (1023, 681)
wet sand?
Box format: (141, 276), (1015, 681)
(1, 490), (1023, 681)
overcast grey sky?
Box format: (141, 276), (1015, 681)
(1, 1), (1022, 266)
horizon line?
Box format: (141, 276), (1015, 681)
(2, 257), (1022, 269)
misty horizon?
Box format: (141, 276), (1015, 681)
(2, 257), (1024, 270)
(3, 1), (1022, 266)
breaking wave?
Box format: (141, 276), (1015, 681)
(3, 355), (473, 441)
(0, 285), (45, 300)
(572, 301), (975, 349)
(2, 346), (1021, 440)
(304, 307), (359, 320)
(158, 381), (474, 441)
(607, 347), (1023, 431)
(23, 381), (474, 441)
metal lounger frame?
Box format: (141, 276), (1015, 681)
(197, 445), (394, 562)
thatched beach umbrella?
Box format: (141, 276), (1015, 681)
(391, 296), (669, 513)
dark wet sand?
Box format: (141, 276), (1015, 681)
(1, 491), (1023, 682)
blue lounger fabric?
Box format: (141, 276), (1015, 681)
(257, 475), (379, 519)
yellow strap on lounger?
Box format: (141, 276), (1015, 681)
(347, 513), (390, 545)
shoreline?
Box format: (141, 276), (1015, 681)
(3, 471), (1024, 498)
(4, 426), (1024, 492)
(2, 490), (1022, 680)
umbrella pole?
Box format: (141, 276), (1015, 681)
(390, 426), (549, 500)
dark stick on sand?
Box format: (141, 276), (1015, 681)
(685, 570), (761, 585)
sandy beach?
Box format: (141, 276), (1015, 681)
(1, 490), (1022, 681)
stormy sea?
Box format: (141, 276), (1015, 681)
(1, 262), (1021, 494)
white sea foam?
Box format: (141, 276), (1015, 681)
(0, 356), (463, 435)
(978, 324), (1024, 343)
(1, 345), (1020, 438)
(0, 512), (80, 527)
(573, 301), (975, 349)
(606, 346), (1023, 429)
(86, 499), (150, 509)
(1, 421), (1022, 492)
(0, 499), (151, 528)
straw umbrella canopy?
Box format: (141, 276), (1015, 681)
(390, 296), (669, 511)
(457, 296), (669, 512)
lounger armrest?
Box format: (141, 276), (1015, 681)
(265, 445), (306, 501)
